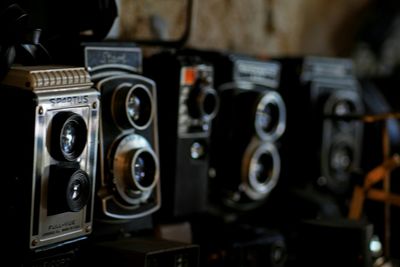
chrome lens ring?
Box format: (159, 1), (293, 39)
(242, 141), (281, 201)
(255, 91), (286, 141)
(49, 111), (88, 161)
(113, 134), (159, 205)
(112, 83), (154, 130)
(199, 86), (219, 120)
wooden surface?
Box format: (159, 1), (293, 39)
(118, 0), (370, 57)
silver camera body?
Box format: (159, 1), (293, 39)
(1, 66), (99, 257)
(84, 44), (160, 221)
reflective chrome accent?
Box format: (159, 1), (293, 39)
(112, 134), (159, 206)
(254, 91), (286, 141)
(241, 140), (280, 201)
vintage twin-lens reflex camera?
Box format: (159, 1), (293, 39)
(190, 50), (286, 212)
(277, 56), (364, 218)
(84, 44), (160, 229)
(1, 66), (99, 264)
(144, 51), (219, 220)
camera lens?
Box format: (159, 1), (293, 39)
(127, 93), (141, 122)
(329, 141), (353, 173)
(49, 112), (87, 161)
(112, 84), (153, 130)
(255, 91), (286, 141)
(66, 170), (91, 212)
(132, 151), (157, 188)
(202, 89), (219, 117)
(113, 134), (159, 205)
(333, 100), (354, 116)
(254, 152), (274, 185)
(187, 80), (219, 120)
(256, 102), (280, 134)
(61, 120), (77, 155)
(244, 142), (280, 201)
(48, 166), (91, 215)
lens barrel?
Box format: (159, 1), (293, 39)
(49, 112), (88, 161)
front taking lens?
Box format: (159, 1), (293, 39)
(132, 151), (157, 188)
(48, 166), (91, 215)
(112, 134), (159, 205)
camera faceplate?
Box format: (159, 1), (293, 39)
(201, 54), (285, 211)
(1, 66), (99, 250)
(96, 74), (160, 220)
(178, 64), (218, 138)
(316, 82), (364, 194)
(276, 56), (364, 216)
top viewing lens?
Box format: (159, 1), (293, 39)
(61, 120), (78, 154)
(49, 112), (88, 161)
(127, 94), (141, 123)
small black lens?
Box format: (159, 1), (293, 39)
(187, 84), (218, 119)
(132, 151), (156, 188)
(48, 166), (90, 214)
(49, 112), (87, 161)
(128, 87), (152, 127)
(254, 152), (274, 184)
(257, 102), (279, 134)
(330, 142), (353, 173)
(113, 85), (153, 129)
(333, 100), (354, 116)
(203, 90), (218, 116)
(66, 170), (90, 212)
(127, 94), (141, 122)
(61, 120), (77, 155)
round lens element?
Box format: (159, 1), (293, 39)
(202, 89), (219, 118)
(333, 100), (354, 116)
(255, 91), (286, 141)
(61, 120), (77, 155)
(49, 112), (87, 161)
(187, 82), (219, 120)
(112, 84), (154, 130)
(243, 142), (281, 201)
(70, 181), (81, 201)
(127, 87), (152, 127)
(127, 94), (141, 122)
(329, 142), (353, 173)
(132, 151), (157, 188)
(112, 134), (160, 205)
(66, 170), (91, 212)
(256, 102), (280, 134)
(47, 166), (91, 215)
(254, 152), (274, 185)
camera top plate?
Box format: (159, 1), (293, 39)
(1, 65), (93, 91)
